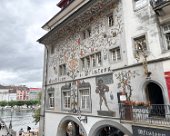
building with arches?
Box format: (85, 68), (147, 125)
(38, 0), (170, 135)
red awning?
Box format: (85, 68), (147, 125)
(165, 72), (170, 102)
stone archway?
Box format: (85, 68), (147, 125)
(145, 81), (165, 117)
(89, 120), (132, 136)
(56, 116), (87, 136)
(145, 81), (164, 105)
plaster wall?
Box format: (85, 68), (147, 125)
(45, 112), (132, 136)
(122, 0), (170, 65)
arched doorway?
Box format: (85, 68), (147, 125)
(97, 126), (124, 136)
(89, 120), (132, 136)
(57, 116), (87, 136)
(145, 82), (165, 117)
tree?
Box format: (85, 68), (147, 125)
(32, 93), (41, 124)
(32, 108), (40, 124)
(8, 100), (17, 107)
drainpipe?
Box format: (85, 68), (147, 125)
(39, 44), (49, 136)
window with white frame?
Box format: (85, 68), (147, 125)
(110, 47), (121, 62)
(80, 52), (102, 70)
(81, 27), (91, 40)
(63, 91), (71, 109)
(79, 89), (90, 111)
(162, 23), (170, 50)
(51, 45), (55, 54)
(108, 14), (114, 27)
(134, 35), (147, 51)
(134, 0), (147, 10)
(48, 93), (54, 108)
(59, 64), (66, 76)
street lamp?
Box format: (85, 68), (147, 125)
(77, 107), (88, 123)
(9, 108), (13, 135)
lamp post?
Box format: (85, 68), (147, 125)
(9, 108), (13, 135)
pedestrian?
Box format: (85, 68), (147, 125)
(19, 128), (24, 136)
(0, 123), (2, 130)
(27, 126), (31, 133)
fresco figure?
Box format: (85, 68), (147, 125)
(96, 79), (110, 111)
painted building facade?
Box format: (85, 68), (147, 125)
(29, 88), (41, 100)
(0, 85), (17, 101)
(38, 0), (170, 136)
(16, 86), (29, 101)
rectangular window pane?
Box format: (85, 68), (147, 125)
(63, 91), (71, 108)
(49, 93), (54, 108)
(80, 89), (90, 110)
(108, 15), (114, 27)
(96, 52), (101, 66)
(166, 33), (170, 50)
(110, 47), (121, 62)
(134, 35), (147, 51)
(59, 64), (66, 76)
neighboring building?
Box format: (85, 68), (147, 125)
(29, 88), (41, 100)
(38, 0), (170, 136)
(0, 85), (10, 101)
(16, 86), (29, 101)
(8, 88), (17, 101)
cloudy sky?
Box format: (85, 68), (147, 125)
(0, 0), (60, 88)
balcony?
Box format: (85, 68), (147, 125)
(150, 0), (170, 23)
(150, 0), (170, 10)
(119, 104), (170, 127)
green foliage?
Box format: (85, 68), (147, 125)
(8, 101), (17, 107)
(0, 100), (39, 107)
(0, 101), (8, 107)
(32, 108), (40, 125)
(32, 92), (41, 124)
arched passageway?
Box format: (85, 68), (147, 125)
(89, 120), (132, 136)
(56, 116), (87, 136)
(145, 82), (165, 117)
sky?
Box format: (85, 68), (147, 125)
(0, 0), (60, 88)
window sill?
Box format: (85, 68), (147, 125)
(109, 60), (122, 64)
(47, 107), (54, 110)
(133, 4), (147, 12)
(162, 49), (170, 54)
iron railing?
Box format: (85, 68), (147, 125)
(119, 104), (170, 127)
(150, 0), (170, 9)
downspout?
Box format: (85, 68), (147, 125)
(40, 44), (49, 136)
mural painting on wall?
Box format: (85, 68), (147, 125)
(47, 1), (123, 84)
(95, 74), (113, 111)
(61, 80), (91, 113)
(115, 70), (139, 101)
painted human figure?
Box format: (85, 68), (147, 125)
(96, 79), (110, 111)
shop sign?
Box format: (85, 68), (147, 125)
(132, 125), (170, 136)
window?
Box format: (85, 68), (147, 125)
(80, 52), (102, 70)
(63, 91), (71, 109)
(134, 0), (147, 10)
(110, 47), (121, 62)
(59, 64), (66, 76)
(162, 23), (170, 50)
(79, 89), (90, 110)
(81, 27), (91, 40)
(134, 35), (147, 51)
(108, 14), (114, 27)
(51, 45), (55, 54)
(48, 93), (54, 108)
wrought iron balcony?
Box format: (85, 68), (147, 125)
(119, 104), (170, 127)
(150, 0), (170, 10)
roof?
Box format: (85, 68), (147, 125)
(30, 88), (41, 90)
(0, 85), (7, 89)
(57, 0), (68, 8)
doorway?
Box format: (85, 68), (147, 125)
(145, 82), (165, 117)
(97, 126), (124, 136)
